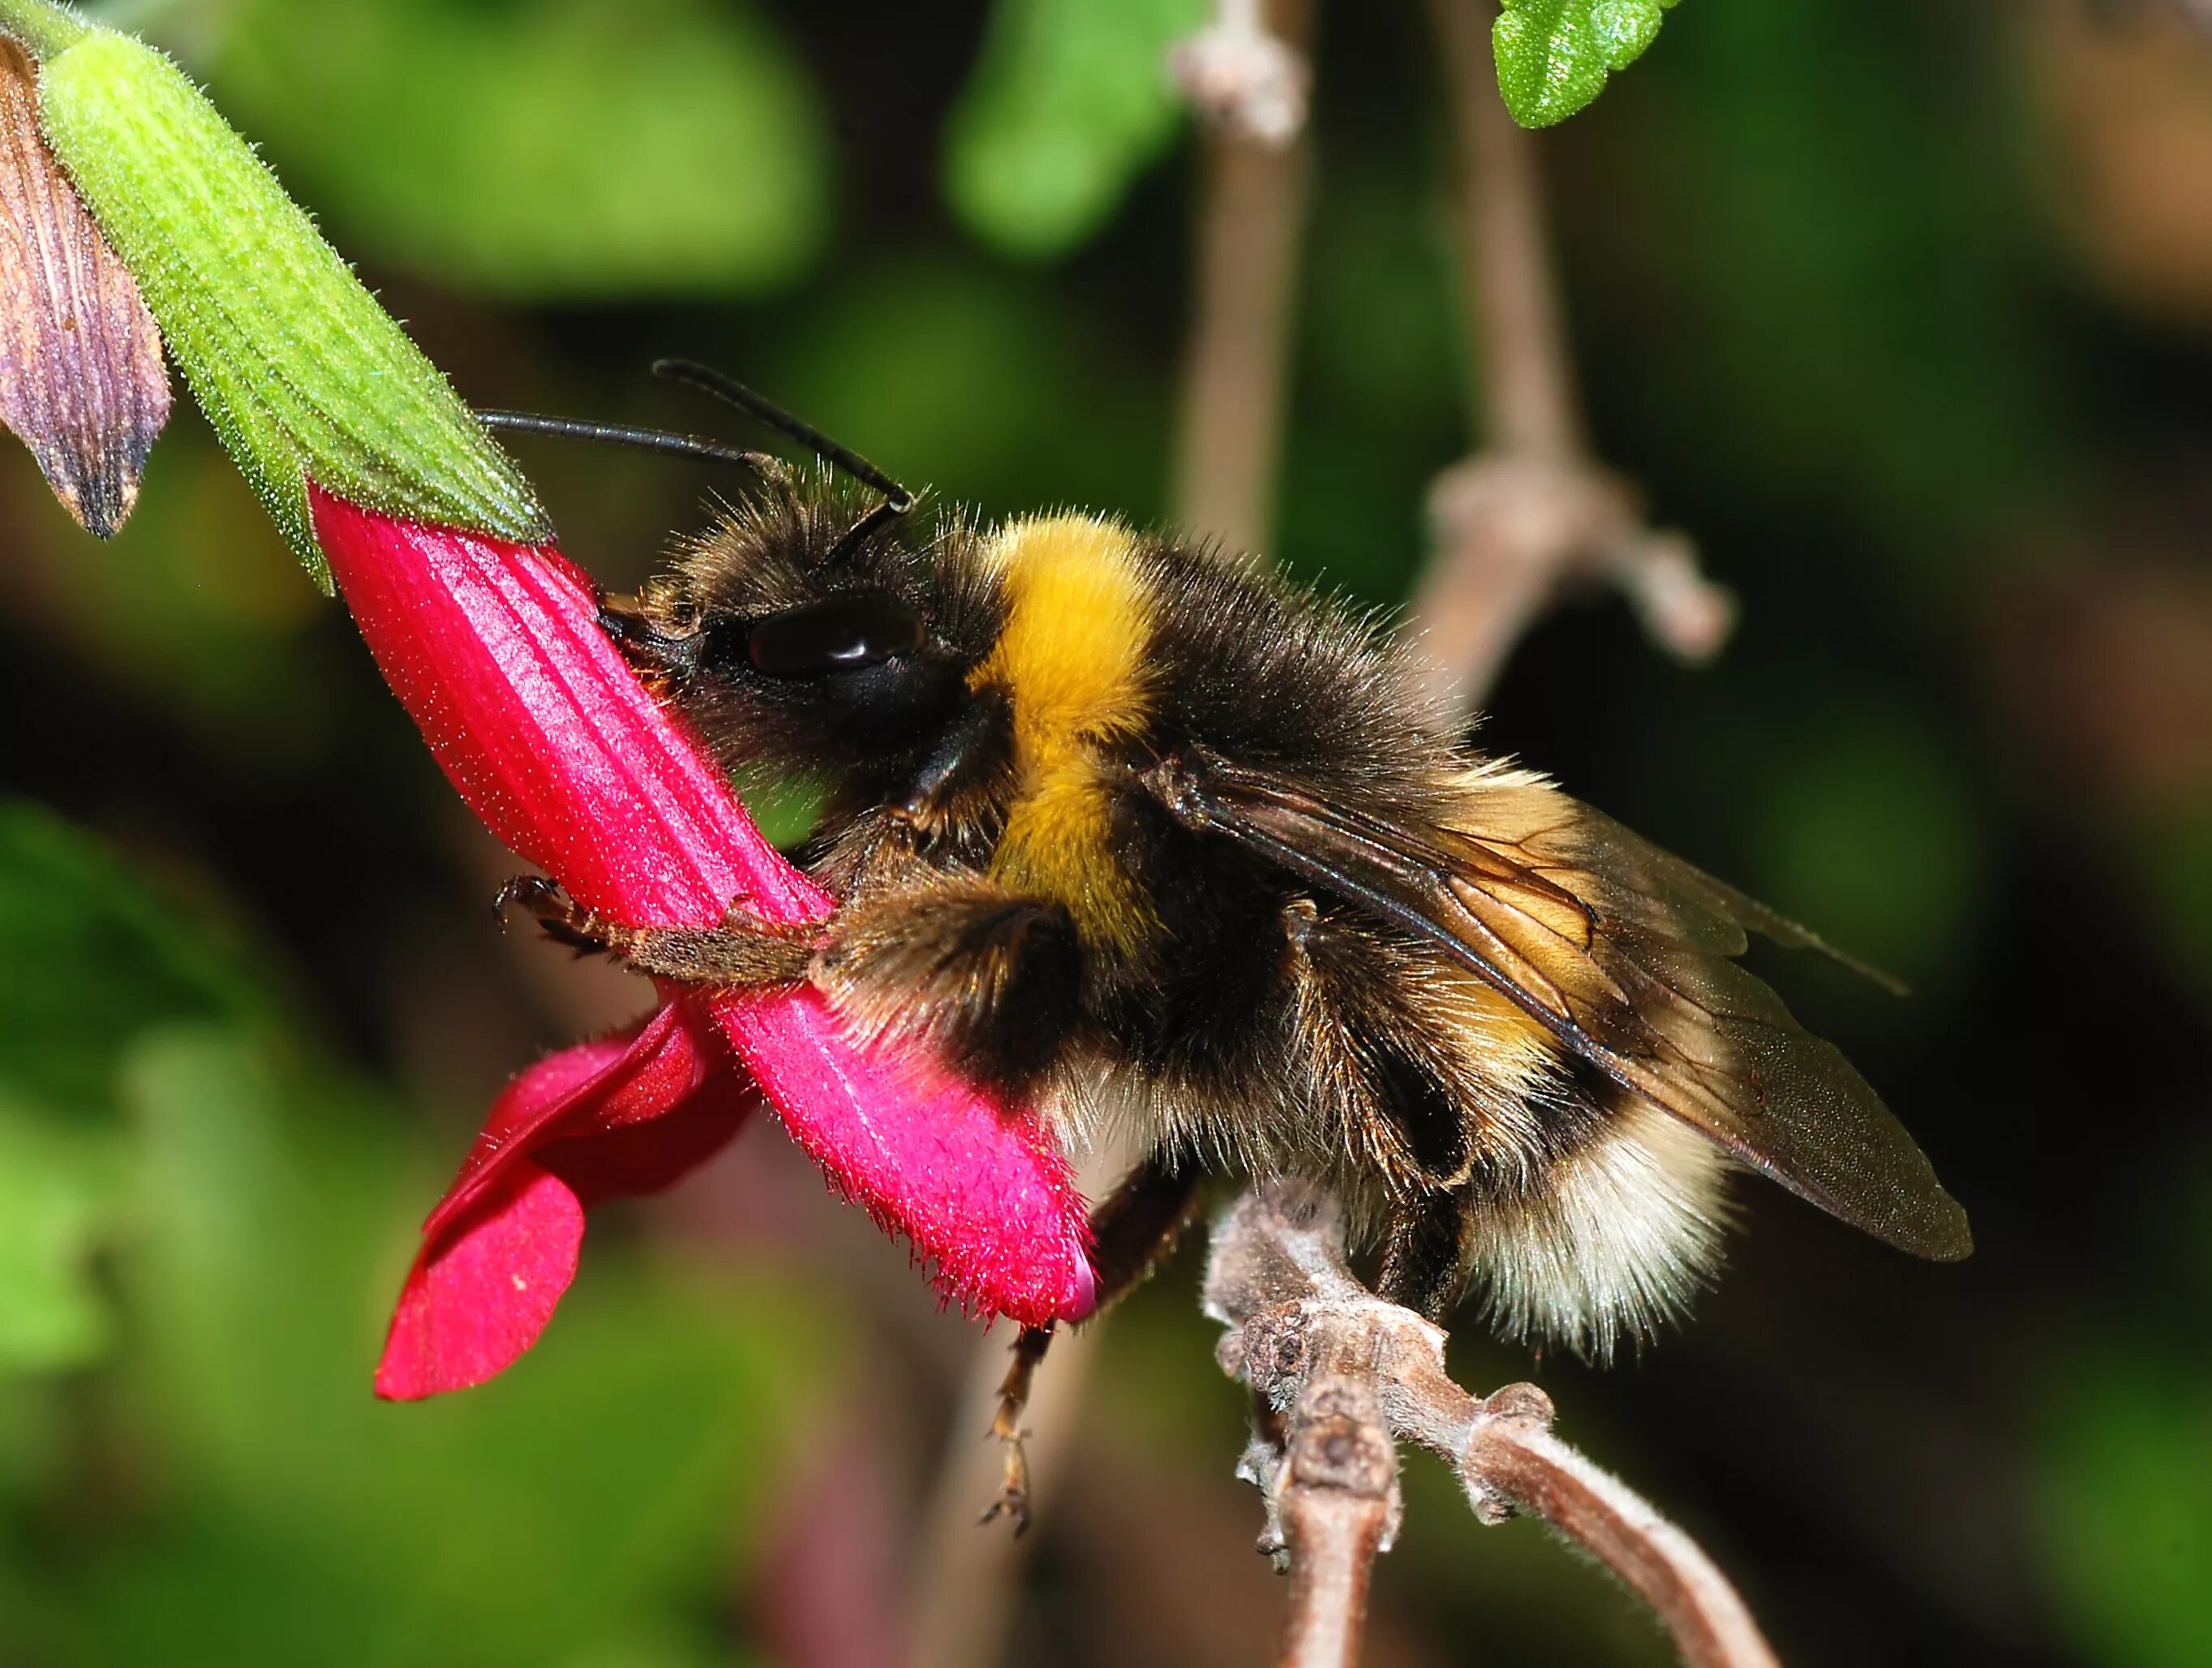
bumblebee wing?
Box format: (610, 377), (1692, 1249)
(1144, 753), (1971, 1262)
(1450, 789), (1911, 992)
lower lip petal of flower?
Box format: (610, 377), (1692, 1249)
(313, 490), (1098, 1363)
(375, 1161), (584, 1403)
(376, 1000), (754, 1400)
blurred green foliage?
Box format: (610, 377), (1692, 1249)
(2135, 806), (2212, 1008)
(206, 0), (830, 299)
(2038, 1353), (2212, 1668)
(9, 434), (333, 758)
(72, 1032), (825, 1668)
(1587, 2), (2058, 576)
(0, 803), (260, 1373)
(2033, 1159), (2212, 1668)
(765, 251), (1168, 520)
(0, 1103), (128, 1369)
(0, 802), (838, 1666)
(943, 0), (1205, 258)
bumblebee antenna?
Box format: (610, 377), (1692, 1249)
(477, 411), (775, 476)
(651, 358), (916, 564)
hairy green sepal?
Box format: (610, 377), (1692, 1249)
(26, 22), (548, 581)
(1493, 0), (1681, 129)
(0, 0), (79, 59)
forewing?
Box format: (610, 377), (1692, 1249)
(1145, 753), (1970, 1261)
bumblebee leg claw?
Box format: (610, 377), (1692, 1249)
(492, 874), (616, 956)
(978, 1410), (1033, 1537)
(491, 873), (555, 924)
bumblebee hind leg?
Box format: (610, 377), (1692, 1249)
(981, 1152), (1204, 1534)
(1377, 1189), (1468, 1322)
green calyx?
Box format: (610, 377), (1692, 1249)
(6, 4), (548, 583)
(0, 0), (83, 60)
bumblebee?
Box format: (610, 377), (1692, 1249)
(487, 363), (1969, 1515)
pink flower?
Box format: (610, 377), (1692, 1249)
(309, 488), (1096, 1399)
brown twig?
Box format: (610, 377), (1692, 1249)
(1411, 0), (1732, 710)
(1171, 0), (1313, 557)
(2091, 0), (2212, 32)
(1264, 1350), (1398, 1668)
(1208, 1184), (1780, 1668)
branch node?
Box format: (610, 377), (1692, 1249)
(1207, 1181), (1779, 1668)
(1476, 1380), (1556, 1429)
(1414, 445), (1738, 705)
(1613, 527), (1738, 665)
(1170, 0), (1310, 147)
(1415, 0), (1737, 707)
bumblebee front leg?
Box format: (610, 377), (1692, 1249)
(978, 1153), (1204, 1534)
(495, 875), (817, 988)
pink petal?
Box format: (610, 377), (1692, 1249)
(714, 988), (1095, 1326)
(376, 1006), (750, 1400)
(311, 486), (810, 927)
(314, 489), (1095, 1338)
(375, 1159), (582, 1400)
(419, 996), (723, 1248)
(539, 1056), (760, 1209)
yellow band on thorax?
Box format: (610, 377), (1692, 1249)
(973, 514), (1158, 952)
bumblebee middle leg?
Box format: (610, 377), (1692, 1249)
(980, 1151), (1205, 1533)
(496, 875), (817, 987)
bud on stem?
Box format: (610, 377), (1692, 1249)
(1, 0), (547, 581)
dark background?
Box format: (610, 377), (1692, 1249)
(2, 2), (2208, 1664)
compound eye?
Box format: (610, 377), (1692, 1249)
(745, 593), (926, 677)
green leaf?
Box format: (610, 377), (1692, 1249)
(0, 802), (264, 1376)
(30, 23), (549, 579)
(944, 0), (1207, 259)
(0, 799), (261, 1116)
(1493, 0), (1681, 128)
(205, 0), (831, 301)
(0, 1100), (131, 1371)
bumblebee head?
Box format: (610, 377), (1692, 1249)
(604, 467), (992, 779)
(483, 360), (995, 783)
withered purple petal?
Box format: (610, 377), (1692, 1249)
(0, 37), (168, 538)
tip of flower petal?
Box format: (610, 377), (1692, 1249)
(374, 1162), (585, 1400)
(1058, 1251), (1098, 1323)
